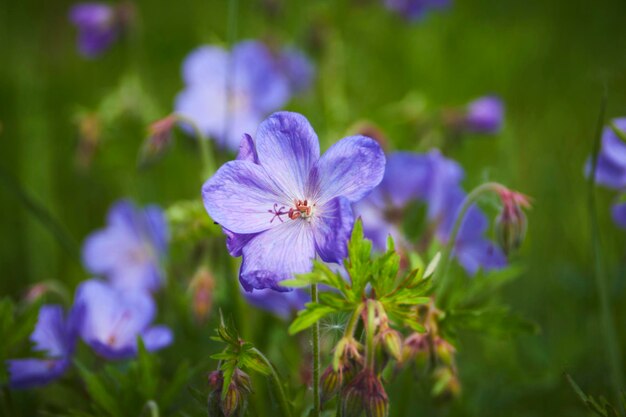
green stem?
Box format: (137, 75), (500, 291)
(173, 113), (215, 180)
(143, 400), (159, 417)
(434, 182), (506, 306)
(250, 348), (293, 417)
(311, 283), (321, 416)
(365, 300), (376, 369)
(344, 304), (363, 338)
(587, 92), (624, 401)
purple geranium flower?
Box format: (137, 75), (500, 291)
(202, 111), (385, 292)
(82, 200), (169, 293)
(6, 305), (81, 389)
(75, 279), (173, 360)
(278, 47), (315, 95)
(354, 150), (506, 275)
(69, 2), (129, 58)
(586, 118), (626, 190)
(384, 0), (451, 21)
(175, 41), (310, 150)
(463, 96), (504, 134)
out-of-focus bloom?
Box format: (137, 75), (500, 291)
(587, 118), (626, 189)
(175, 41), (314, 151)
(463, 96), (504, 134)
(612, 201), (626, 229)
(6, 305), (81, 389)
(384, 0), (451, 21)
(243, 287), (309, 318)
(75, 279), (172, 360)
(202, 112), (385, 292)
(494, 187), (530, 255)
(69, 2), (133, 58)
(82, 199), (169, 293)
(75, 112), (102, 170)
(353, 150), (505, 275)
(139, 115), (178, 166)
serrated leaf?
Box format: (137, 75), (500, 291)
(318, 291), (353, 311)
(240, 351), (271, 375)
(346, 218), (373, 294)
(384, 291), (430, 306)
(288, 303), (338, 334)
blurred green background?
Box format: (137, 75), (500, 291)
(2, 0), (626, 415)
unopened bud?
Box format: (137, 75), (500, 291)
(431, 366), (461, 401)
(495, 188), (531, 255)
(433, 337), (455, 366)
(206, 369), (250, 417)
(341, 369), (389, 417)
(189, 267), (215, 323)
(401, 333), (429, 365)
(74, 112), (102, 170)
(321, 365), (342, 403)
(221, 384), (241, 417)
(333, 337), (363, 371)
(380, 328), (403, 362)
(140, 114), (178, 167)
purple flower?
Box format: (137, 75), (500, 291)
(6, 305), (81, 389)
(587, 118), (626, 190)
(243, 287), (310, 319)
(82, 200), (169, 293)
(384, 0), (451, 21)
(464, 96), (504, 134)
(175, 41), (313, 150)
(353, 150), (506, 275)
(202, 111), (385, 292)
(74, 279), (173, 360)
(69, 3), (126, 58)
(612, 201), (626, 229)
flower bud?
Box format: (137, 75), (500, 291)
(221, 384), (241, 417)
(321, 365), (342, 403)
(433, 337), (455, 366)
(401, 333), (429, 366)
(380, 328), (403, 362)
(140, 114), (177, 167)
(431, 366), (461, 401)
(495, 188), (531, 255)
(206, 369), (251, 417)
(189, 267), (215, 323)
(341, 369), (389, 417)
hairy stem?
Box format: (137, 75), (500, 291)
(344, 304), (363, 338)
(365, 300), (376, 369)
(311, 283), (321, 416)
(434, 181), (506, 306)
(587, 92), (624, 401)
(251, 348), (293, 417)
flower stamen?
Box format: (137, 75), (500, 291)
(268, 203), (288, 223)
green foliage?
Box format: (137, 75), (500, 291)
(566, 374), (623, 417)
(73, 340), (194, 417)
(286, 219), (432, 335)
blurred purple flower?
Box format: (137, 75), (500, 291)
(243, 287), (310, 319)
(202, 111), (385, 292)
(612, 201), (626, 229)
(384, 0), (451, 21)
(6, 305), (81, 389)
(586, 118), (626, 190)
(69, 3), (126, 58)
(75, 279), (172, 360)
(464, 96), (504, 134)
(175, 41), (314, 151)
(354, 150), (506, 275)
(82, 200), (169, 293)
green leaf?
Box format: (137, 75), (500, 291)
(423, 252), (441, 279)
(566, 374), (621, 417)
(75, 361), (122, 417)
(345, 218), (373, 295)
(610, 121), (626, 144)
(136, 337), (158, 399)
(288, 303), (338, 334)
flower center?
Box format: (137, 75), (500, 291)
(267, 200), (315, 223)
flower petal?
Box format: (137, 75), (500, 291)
(141, 326), (174, 352)
(455, 239), (507, 275)
(202, 160), (291, 234)
(7, 358), (69, 389)
(255, 112), (321, 199)
(30, 305), (67, 358)
(312, 197), (354, 263)
(243, 287), (310, 319)
(222, 228), (258, 257)
(237, 133), (259, 164)
(240, 220), (315, 291)
(612, 201), (626, 229)
(308, 135), (385, 204)
(181, 46), (228, 86)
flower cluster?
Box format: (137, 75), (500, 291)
(587, 118), (626, 229)
(354, 150), (507, 275)
(175, 41), (314, 150)
(6, 200), (172, 388)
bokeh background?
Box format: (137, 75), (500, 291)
(2, 0), (626, 416)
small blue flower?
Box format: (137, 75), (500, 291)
(175, 41), (314, 151)
(587, 118), (626, 190)
(6, 305), (81, 389)
(353, 150), (506, 275)
(74, 279), (173, 360)
(384, 0), (451, 21)
(82, 200), (169, 293)
(202, 111), (385, 292)
(69, 2), (129, 58)
(464, 96), (504, 134)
